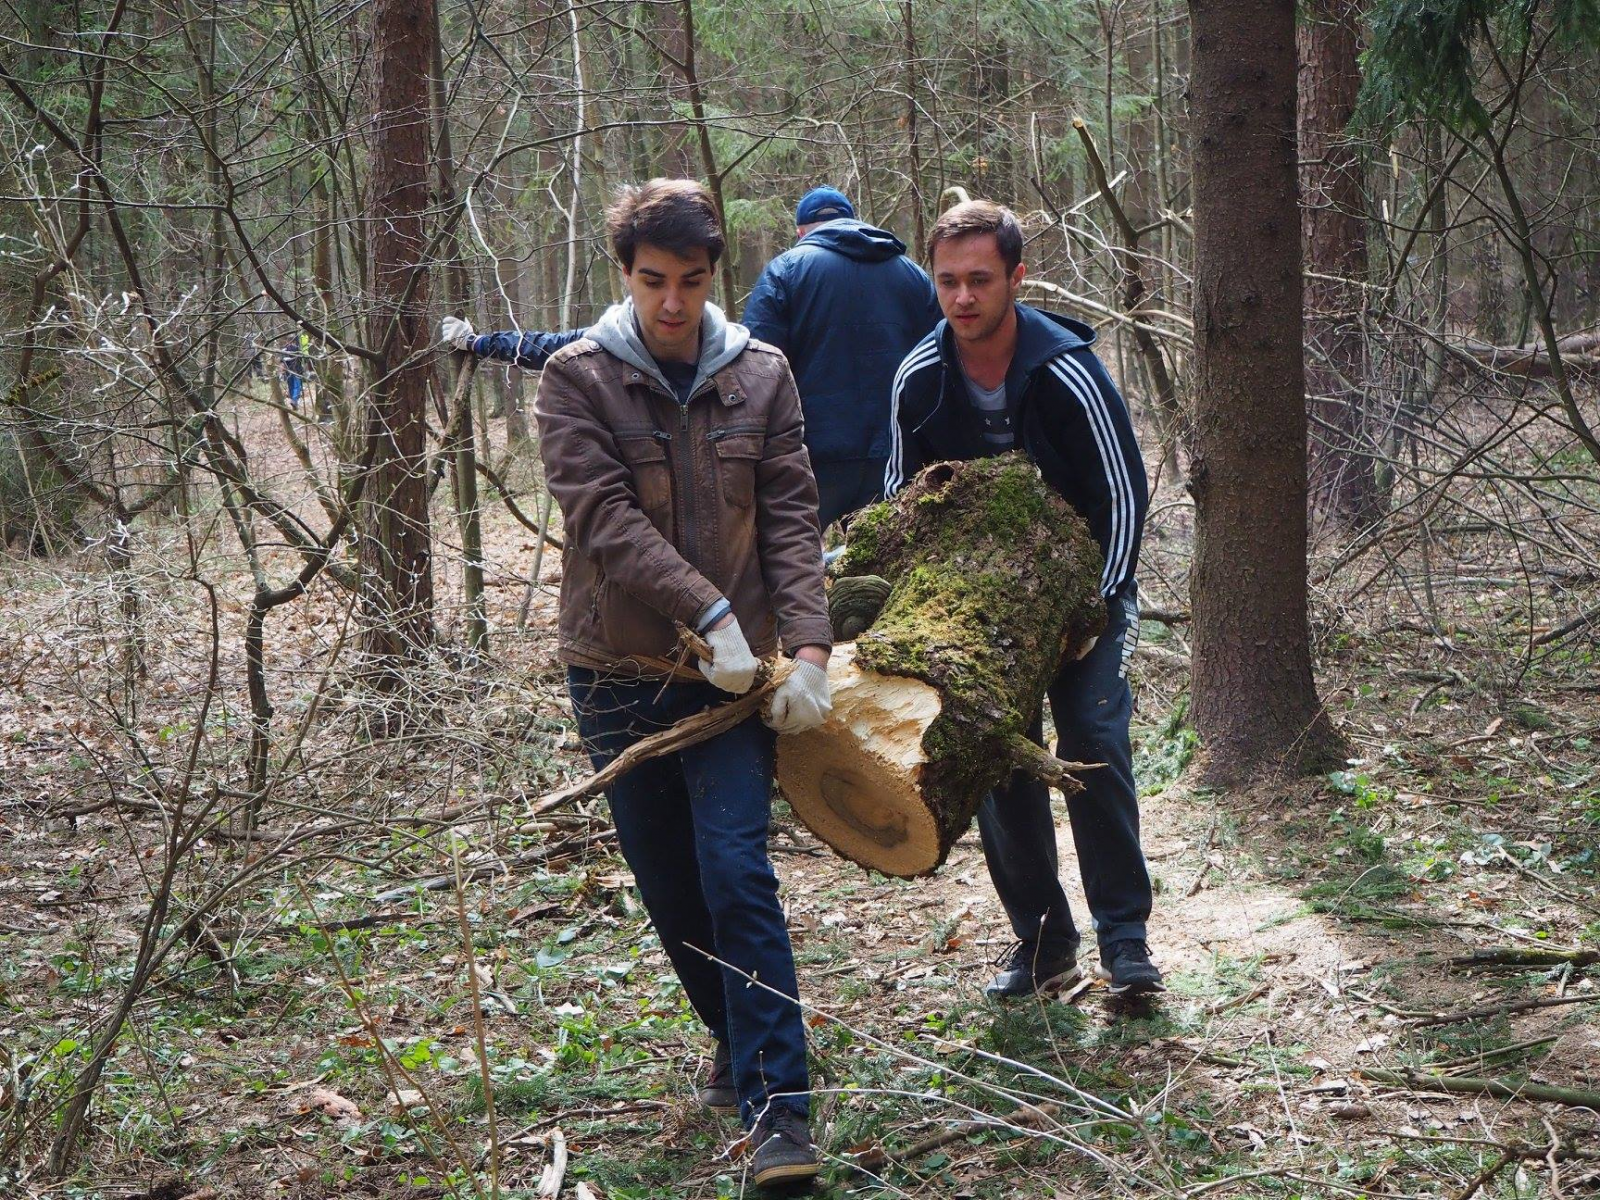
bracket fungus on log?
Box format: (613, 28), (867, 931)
(776, 454), (1108, 877)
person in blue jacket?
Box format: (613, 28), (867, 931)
(885, 200), (1163, 1000)
(742, 186), (940, 528)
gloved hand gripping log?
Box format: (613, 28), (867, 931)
(526, 622), (828, 820)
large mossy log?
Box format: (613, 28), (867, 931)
(776, 454), (1107, 877)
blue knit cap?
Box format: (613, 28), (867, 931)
(795, 186), (855, 225)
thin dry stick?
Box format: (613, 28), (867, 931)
(1453, 1149), (1514, 1200)
(1408, 991), (1598, 1027)
(453, 842), (502, 1200)
(1361, 1067), (1600, 1110)
(295, 880), (486, 1199)
(527, 653), (795, 817)
(1447, 948), (1598, 971)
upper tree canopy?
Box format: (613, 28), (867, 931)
(1358, 0), (1600, 132)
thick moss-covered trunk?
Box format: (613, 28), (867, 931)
(776, 454), (1106, 876)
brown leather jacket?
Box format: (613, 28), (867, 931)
(534, 302), (832, 670)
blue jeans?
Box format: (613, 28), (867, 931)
(567, 668), (808, 1124)
(978, 586), (1152, 952)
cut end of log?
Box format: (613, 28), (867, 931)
(776, 645), (947, 877)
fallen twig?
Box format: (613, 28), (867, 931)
(1447, 948), (1598, 971)
(369, 832), (615, 904)
(1361, 1067), (1600, 1110)
(1407, 991), (1599, 1027)
(537, 1127), (567, 1198)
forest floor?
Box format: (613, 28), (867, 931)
(2, 391), (1598, 1199)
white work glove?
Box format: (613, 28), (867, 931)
(697, 619), (760, 695)
(764, 660), (832, 735)
(1074, 635), (1099, 661)
(440, 315), (477, 352)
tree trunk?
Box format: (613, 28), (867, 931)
(1298, 0), (1374, 526)
(1185, 0), (1344, 783)
(675, 0), (738, 310)
(430, 4), (488, 654)
(777, 455), (1106, 877)
(902, 0), (925, 256)
(360, 0), (437, 685)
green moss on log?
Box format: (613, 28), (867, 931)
(832, 454), (1108, 870)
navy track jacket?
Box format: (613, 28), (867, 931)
(884, 303), (1148, 599)
(742, 219), (940, 464)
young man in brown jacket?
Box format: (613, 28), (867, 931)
(531, 179), (831, 1187)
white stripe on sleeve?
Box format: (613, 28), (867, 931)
(1048, 356), (1135, 595)
(884, 342), (941, 498)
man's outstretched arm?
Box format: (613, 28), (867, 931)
(441, 317), (586, 369)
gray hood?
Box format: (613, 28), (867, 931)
(588, 299), (749, 401)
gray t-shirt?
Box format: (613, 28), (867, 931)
(962, 368), (1013, 451)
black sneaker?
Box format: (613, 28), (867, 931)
(749, 1106), (820, 1188)
(698, 1041), (738, 1113)
(984, 939), (1082, 999)
(1095, 939), (1165, 996)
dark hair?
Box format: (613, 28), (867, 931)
(926, 200), (1024, 273)
(606, 178), (725, 271)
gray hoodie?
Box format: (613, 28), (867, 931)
(586, 298), (750, 403)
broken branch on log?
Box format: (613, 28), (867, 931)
(1007, 736), (1102, 789)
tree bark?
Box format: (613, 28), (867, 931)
(777, 455), (1106, 877)
(430, 3), (487, 654)
(675, 0), (738, 309)
(1298, 0), (1375, 525)
(902, 0), (926, 256)
(360, 0), (438, 686)
(1185, 0), (1344, 783)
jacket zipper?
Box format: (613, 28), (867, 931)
(634, 373), (719, 580)
(678, 376), (732, 577)
(678, 395), (698, 572)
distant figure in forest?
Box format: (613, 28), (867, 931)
(885, 200), (1164, 1000)
(280, 337), (306, 409)
(527, 179), (832, 1187)
(741, 186), (940, 528)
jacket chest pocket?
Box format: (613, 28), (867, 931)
(615, 432), (674, 524)
(712, 433), (763, 509)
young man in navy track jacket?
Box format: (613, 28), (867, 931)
(884, 200), (1164, 998)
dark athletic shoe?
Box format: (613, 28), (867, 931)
(984, 939), (1082, 999)
(750, 1106), (820, 1188)
(1095, 939), (1166, 996)
(698, 1041), (738, 1113)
